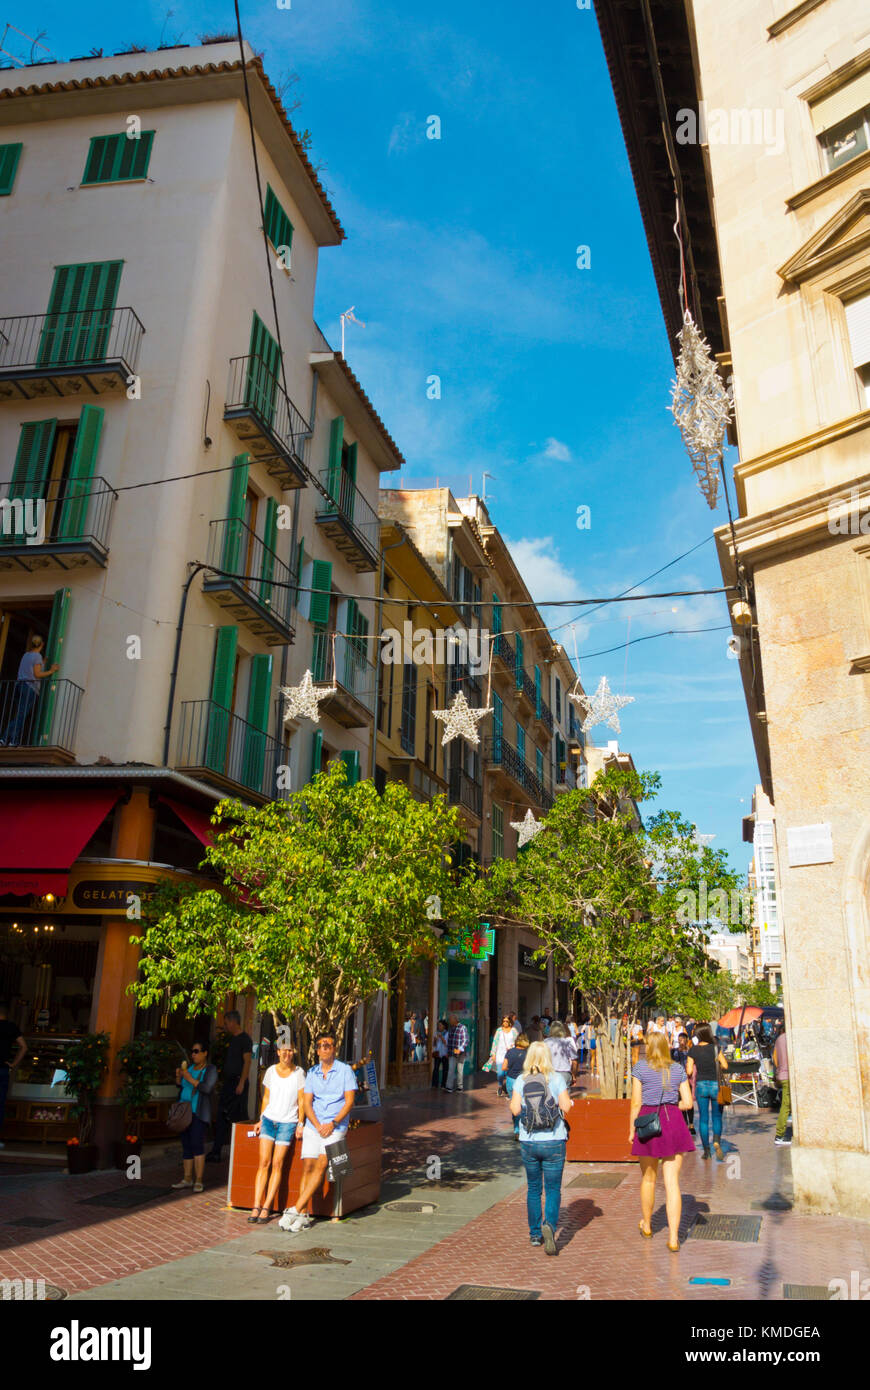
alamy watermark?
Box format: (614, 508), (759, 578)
(0, 497), (45, 545)
(827, 487), (870, 536)
(380, 622), (490, 671)
(676, 102), (785, 157)
(676, 881), (752, 927)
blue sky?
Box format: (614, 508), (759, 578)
(19, 0), (759, 874)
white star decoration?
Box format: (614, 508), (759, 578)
(568, 676), (634, 734)
(432, 690), (492, 747)
(281, 669), (337, 724)
(511, 808), (544, 848)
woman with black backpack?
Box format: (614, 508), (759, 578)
(509, 1041), (573, 1255)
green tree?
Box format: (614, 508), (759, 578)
(131, 762), (468, 1060)
(656, 964), (740, 1021)
(740, 977), (779, 1007)
(467, 767), (740, 1098)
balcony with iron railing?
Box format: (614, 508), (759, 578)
(175, 698), (289, 802)
(314, 467), (380, 572)
(448, 766), (483, 820)
(311, 629), (377, 727)
(0, 475), (116, 572)
(202, 517), (296, 646)
(0, 307), (144, 401)
(484, 735), (553, 810)
(0, 677), (84, 764)
(224, 355), (310, 489)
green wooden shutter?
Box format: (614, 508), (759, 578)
(327, 417), (344, 502)
(493, 692), (503, 749)
(534, 664), (541, 718)
(7, 419), (57, 501)
(517, 724), (526, 764)
(242, 653), (273, 791)
(310, 727), (323, 782)
(205, 626), (238, 771)
(264, 185), (294, 255)
(258, 496), (278, 608)
(536, 747), (544, 782)
(341, 749), (361, 786)
(57, 405), (104, 540)
(82, 131), (154, 185)
(491, 591), (501, 636)
(343, 440), (357, 522)
(293, 538), (304, 605)
(0, 142), (23, 195)
(245, 313), (281, 425)
(515, 632), (524, 691)
(309, 558), (332, 626)
(35, 587), (72, 745)
(221, 454), (249, 572)
(39, 260), (122, 365)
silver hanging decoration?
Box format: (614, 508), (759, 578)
(669, 310), (732, 510)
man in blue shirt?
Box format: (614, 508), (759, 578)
(279, 1033), (357, 1232)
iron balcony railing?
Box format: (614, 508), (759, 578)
(0, 677), (83, 752)
(316, 467), (380, 561)
(518, 668), (537, 704)
(225, 355), (310, 464)
(0, 475), (116, 555)
(175, 698), (289, 801)
(493, 632), (515, 668)
(539, 697), (553, 733)
(312, 629), (377, 715)
(0, 306), (144, 376)
(205, 517), (296, 629)
(448, 766), (483, 818)
(484, 736), (552, 809)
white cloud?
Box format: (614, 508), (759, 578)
(542, 437), (572, 463)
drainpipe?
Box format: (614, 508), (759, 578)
(370, 530), (408, 779)
(163, 562), (208, 768)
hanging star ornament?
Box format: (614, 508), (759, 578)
(511, 808), (544, 848)
(281, 669), (337, 724)
(432, 690), (492, 747)
(568, 675), (634, 734)
(669, 310), (733, 510)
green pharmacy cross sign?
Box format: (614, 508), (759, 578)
(454, 924), (495, 961)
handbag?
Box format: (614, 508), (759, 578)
(166, 1063), (206, 1133)
(634, 1071), (667, 1142)
(717, 1055), (732, 1106)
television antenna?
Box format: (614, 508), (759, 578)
(0, 23), (54, 66)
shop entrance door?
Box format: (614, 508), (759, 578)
(440, 962), (478, 1069)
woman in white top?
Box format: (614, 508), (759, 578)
(487, 1015), (518, 1097)
(250, 1041), (305, 1224)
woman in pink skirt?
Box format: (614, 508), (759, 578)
(628, 1030), (695, 1250)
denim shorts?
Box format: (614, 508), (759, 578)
(260, 1115), (297, 1145)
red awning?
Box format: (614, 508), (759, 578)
(159, 796), (215, 847)
(0, 786), (122, 897)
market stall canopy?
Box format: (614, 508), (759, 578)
(718, 1006), (763, 1029)
(158, 796), (215, 847)
(0, 785), (122, 897)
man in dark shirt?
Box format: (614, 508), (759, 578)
(206, 1010), (253, 1162)
(0, 1001), (27, 1148)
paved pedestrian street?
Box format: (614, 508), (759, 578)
(2, 1078), (868, 1303)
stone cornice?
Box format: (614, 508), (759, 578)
(733, 408), (870, 510)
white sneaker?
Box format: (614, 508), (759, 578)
(278, 1206), (299, 1232)
(171, 1178), (193, 1189)
(289, 1213), (313, 1232)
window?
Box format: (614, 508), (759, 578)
(400, 661), (417, 756)
(264, 184), (294, 263)
(39, 261), (123, 367)
(535, 747), (544, 783)
(555, 678), (562, 723)
(810, 66), (870, 174)
(82, 131), (154, 185)
(0, 142), (22, 196)
(378, 658), (394, 738)
(516, 724), (526, 764)
(491, 803), (504, 860)
(5, 407), (105, 544)
(845, 294), (870, 407)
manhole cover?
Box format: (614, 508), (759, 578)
(750, 1194), (793, 1211)
(5, 1216), (63, 1228)
(783, 1284), (835, 1301)
(0, 1281), (67, 1300)
(688, 1214), (762, 1243)
(78, 1185), (172, 1209)
(447, 1285), (540, 1301)
(568, 1172), (624, 1189)
(384, 1200), (437, 1213)
(257, 1247), (351, 1270)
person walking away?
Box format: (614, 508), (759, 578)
(526, 1015), (543, 1042)
(629, 1030), (694, 1250)
(671, 1031), (695, 1133)
(773, 1026), (791, 1146)
(686, 1023), (729, 1159)
(0, 1000), (26, 1148)
(510, 1041), (572, 1254)
(431, 1019), (449, 1089)
(445, 1014), (469, 1093)
(503, 1033), (529, 1138)
(172, 1043), (218, 1192)
(279, 1034), (357, 1232)
(545, 1020), (577, 1090)
(0, 636), (58, 747)
(249, 1040), (305, 1223)
(207, 1010), (253, 1162)
(487, 1015), (518, 1096)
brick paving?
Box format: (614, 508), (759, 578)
(1, 1073), (868, 1300)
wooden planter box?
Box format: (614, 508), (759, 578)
(227, 1121), (382, 1218)
(66, 1143), (98, 1174)
(566, 1097), (636, 1163)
